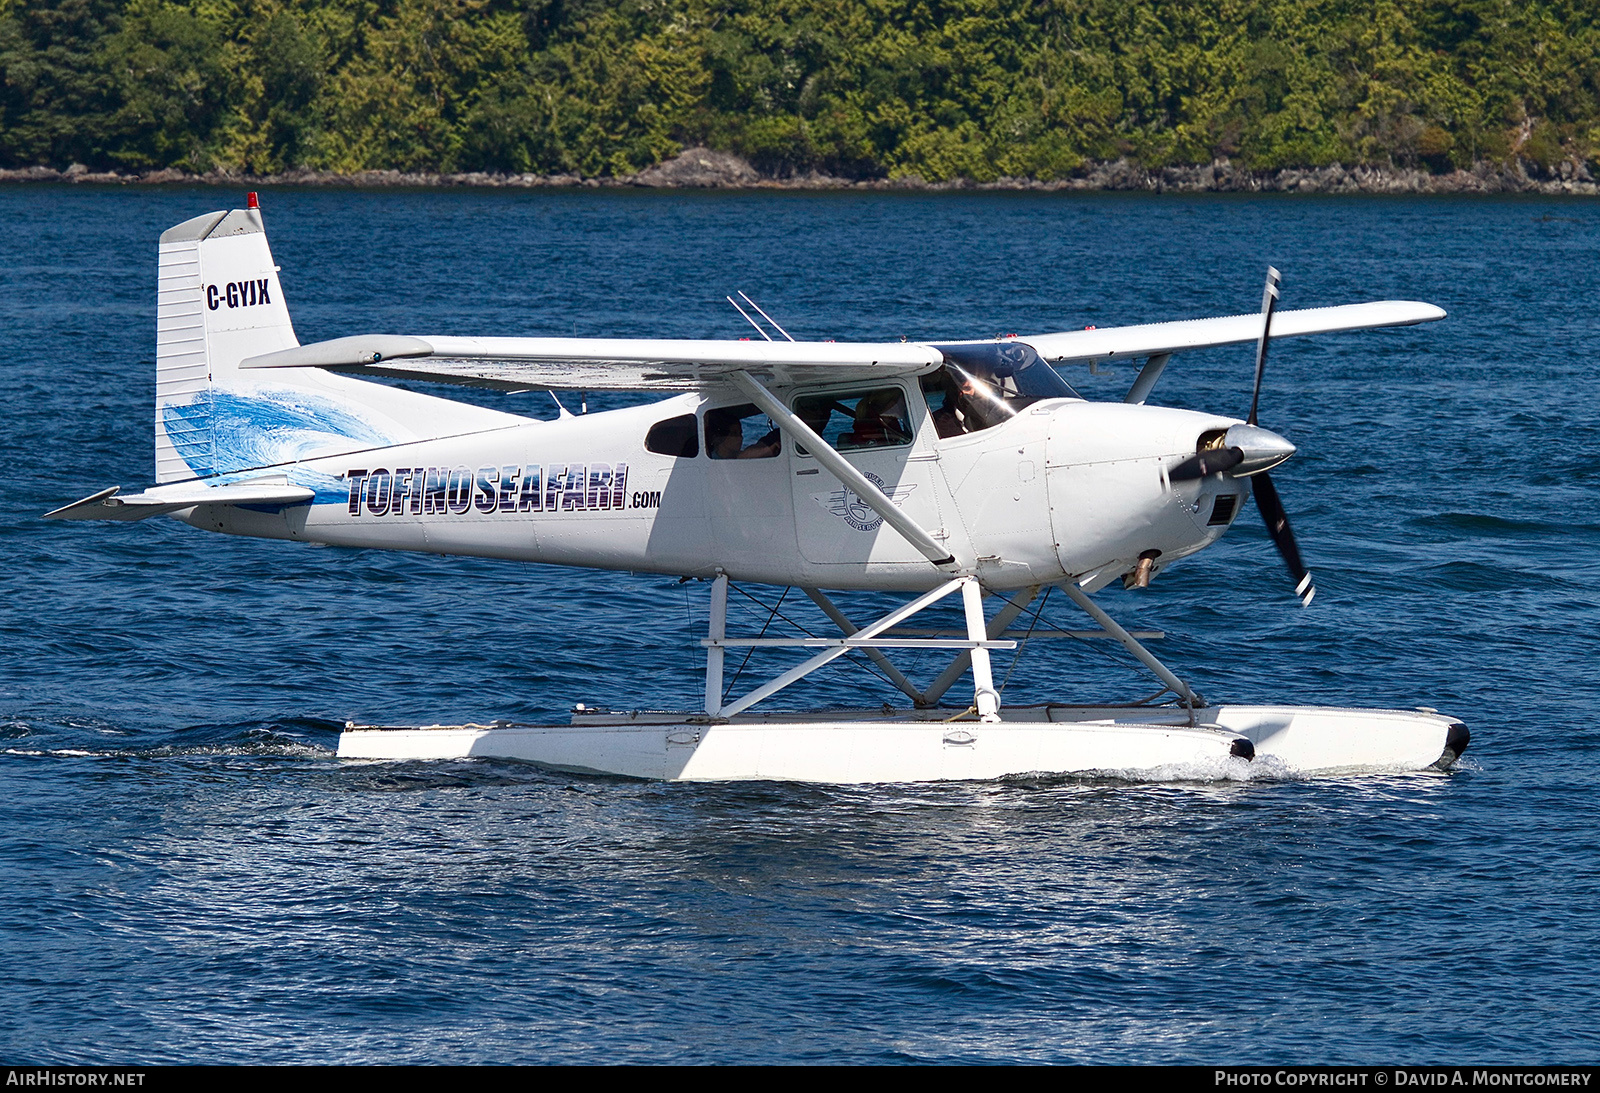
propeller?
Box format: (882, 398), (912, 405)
(1169, 266), (1316, 607)
(1251, 469), (1315, 607)
(1247, 265), (1279, 427)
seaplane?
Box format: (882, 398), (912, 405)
(45, 195), (1469, 782)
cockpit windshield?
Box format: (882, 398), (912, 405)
(922, 341), (1080, 436)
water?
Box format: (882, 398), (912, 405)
(3, 186), (1598, 1064)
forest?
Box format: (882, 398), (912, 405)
(1, 0), (1596, 182)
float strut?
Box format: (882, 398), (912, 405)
(802, 588), (926, 706)
(962, 579), (1002, 722)
(715, 578), (974, 719)
(705, 571), (728, 715)
(1060, 582), (1202, 708)
(922, 585), (1038, 706)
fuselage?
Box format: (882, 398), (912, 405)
(182, 377), (1249, 593)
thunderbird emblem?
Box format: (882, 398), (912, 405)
(816, 472), (916, 532)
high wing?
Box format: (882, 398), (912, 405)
(1015, 301), (1445, 364)
(240, 336), (945, 391)
(237, 301), (1444, 393)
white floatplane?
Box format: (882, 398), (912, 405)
(47, 196), (1469, 782)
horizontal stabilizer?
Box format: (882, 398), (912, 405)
(44, 478), (314, 521)
(240, 334), (435, 370)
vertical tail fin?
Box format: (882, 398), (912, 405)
(155, 200), (298, 482)
(153, 198), (526, 489)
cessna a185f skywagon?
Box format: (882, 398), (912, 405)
(47, 196), (1469, 782)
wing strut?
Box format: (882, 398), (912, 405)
(1122, 353), (1171, 405)
(729, 370), (959, 572)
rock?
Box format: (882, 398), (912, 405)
(772, 169), (855, 189)
(5, 154), (1593, 196)
(630, 147), (760, 188)
(0, 165), (62, 181)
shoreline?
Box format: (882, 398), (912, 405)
(4, 148), (1596, 196)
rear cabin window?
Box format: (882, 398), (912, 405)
(704, 404), (781, 459)
(792, 387), (914, 453)
(645, 414), (699, 458)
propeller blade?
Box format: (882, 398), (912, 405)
(1247, 266), (1281, 427)
(1251, 470), (1315, 606)
(1168, 445), (1244, 481)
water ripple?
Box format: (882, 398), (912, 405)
(3, 188), (1597, 1064)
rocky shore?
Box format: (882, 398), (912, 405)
(3, 146), (1595, 195)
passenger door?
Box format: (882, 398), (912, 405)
(789, 384), (946, 565)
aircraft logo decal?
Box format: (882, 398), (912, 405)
(817, 472), (916, 532)
(343, 463), (632, 517)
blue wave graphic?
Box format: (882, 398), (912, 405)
(162, 387), (400, 503)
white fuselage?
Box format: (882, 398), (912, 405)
(183, 381), (1247, 592)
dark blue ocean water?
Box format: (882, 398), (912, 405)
(3, 185), (1598, 1065)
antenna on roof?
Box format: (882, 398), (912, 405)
(726, 294), (772, 341)
(738, 292), (796, 342)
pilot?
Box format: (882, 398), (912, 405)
(933, 366), (1009, 434)
(928, 372), (968, 438)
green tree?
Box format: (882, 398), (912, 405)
(0, 0), (121, 167)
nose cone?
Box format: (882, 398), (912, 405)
(1224, 423), (1296, 476)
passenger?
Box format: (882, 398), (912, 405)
(842, 390), (910, 449)
(799, 404), (833, 436)
(708, 411), (780, 459)
(707, 415), (745, 459)
(738, 426), (781, 459)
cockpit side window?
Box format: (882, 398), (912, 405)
(922, 343), (1079, 437)
(645, 414), (699, 458)
(922, 368), (1010, 436)
(791, 387), (914, 453)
